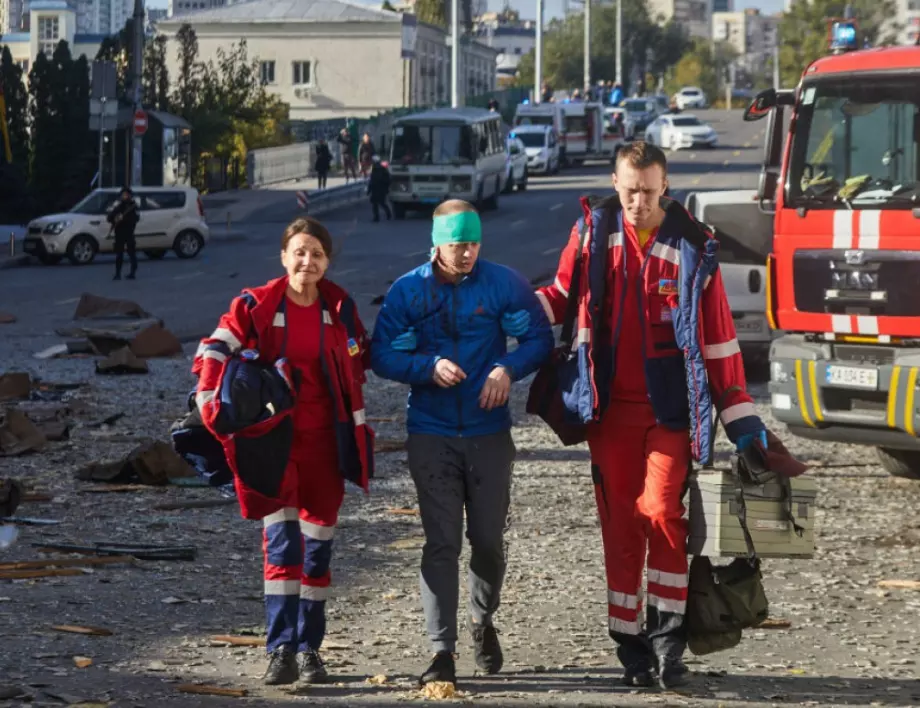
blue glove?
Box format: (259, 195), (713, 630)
(391, 327), (417, 352)
(501, 310), (531, 338)
(736, 429), (768, 453)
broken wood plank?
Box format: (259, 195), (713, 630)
(385, 507), (419, 516)
(177, 684), (247, 698)
(51, 624), (113, 636)
(21, 493), (53, 503)
(0, 555), (134, 571)
(0, 568), (85, 580)
(367, 416), (398, 423)
(152, 499), (237, 511)
(209, 635), (266, 647)
(78, 484), (158, 494)
(878, 579), (920, 590)
(754, 618), (792, 629)
(375, 439), (406, 453)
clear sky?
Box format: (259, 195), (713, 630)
(146, 0), (787, 21)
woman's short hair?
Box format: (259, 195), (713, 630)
(281, 217), (333, 258)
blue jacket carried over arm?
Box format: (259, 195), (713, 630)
(371, 259), (554, 437)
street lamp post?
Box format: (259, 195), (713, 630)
(615, 0), (622, 86)
(535, 0), (544, 102)
(451, 0), (460, 107)
(583, 0), (591, 95)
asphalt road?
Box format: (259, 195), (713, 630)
(0, 110), (766, 344)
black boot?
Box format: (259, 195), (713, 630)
(615, 633), (655, 687)
(419, 651), (456, 687)
(298, 650), (329, 684)
(657, 655), (690, 690)
(622, 665), (655, 688)
(113, 272), (121, 281)
(126, 272), (136, 280)
(263, 647), (298, 685)
(470, 623), (503, 674)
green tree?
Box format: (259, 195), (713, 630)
(664, 39), (737, 105)
(143, 34), (170, 111)
(28, 51), (57, 205)
(381, 0), (397, 10)
(415, 0), (446, 28)
(172, 23), (202, 118)
(0, 45), (30, 168)
(778, 0), (900, 88)
(95, 20), (134, 103)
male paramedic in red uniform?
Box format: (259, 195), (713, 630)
(536, 142), (768, 690)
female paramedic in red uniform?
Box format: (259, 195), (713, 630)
(193, 217), (374, 687)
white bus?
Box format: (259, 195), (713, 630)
(387, 107), (508, 219)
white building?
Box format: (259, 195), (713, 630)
(1, 0), (133, 35)
(893, 0), (920, 44)
(0, 0), (104, 73)
(712, 8), (779, 72)
(646, 0), (710, 39)
(473, 12), (535, 82)
(156, 0), (498, 121)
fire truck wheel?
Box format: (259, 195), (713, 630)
(876, 447), (920, 480)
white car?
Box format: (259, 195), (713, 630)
(23, 186), (209, 266)
(684, 189), (776, 368)
(509, 124), (560, 175)
(503, 135), (529, 193)
(645, 114), (717, 151)
(674, 86), (708, 110)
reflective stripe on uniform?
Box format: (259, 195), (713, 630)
(607, 590), (638, 610)
(648, 594), (686, 615)
(704, 339), (741, 360)
(300, 520), (335, 541)
(300, 585), (331, 601)
(647, 568), (687, 589)
(210, 327), (242, 351)
(264, 579), (300, 595)
(608, 616), (640, 635)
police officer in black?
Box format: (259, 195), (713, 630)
(107, 187), (140, 280)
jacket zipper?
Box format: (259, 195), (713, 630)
(451, 285), (463, 436)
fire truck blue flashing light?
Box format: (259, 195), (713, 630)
(830, 21), (858, 51)
(522, 99), (530, 104)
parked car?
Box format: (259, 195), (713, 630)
(673, 86), (708, 110)
(621, 97), (658, 136)
(605, 107), (635, 141)
(509, 124), (560, 175)
(23, 186), (209, 266)
(504, 134), (529, 193)
(645, 113), (717, 150)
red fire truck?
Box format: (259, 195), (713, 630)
(745, 20), (920, 478)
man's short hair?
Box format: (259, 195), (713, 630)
(615, 141), (668, 174)
(433, 199), (478, 217)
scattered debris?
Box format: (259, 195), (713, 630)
(74, 293), (151, 320)
(0, 479), (23, 517)
(0, 409), (46, 455)
(86, 412), (125, 429)
(0, 312), (15, 324)
(0, 568), (84, 580)
(33, 542), (197, 562)
(755, 618), (792, 629)
(0, 686), (25, 700)
(95, 347), (148, 375)
(176, 684), (247, 698)
(385, 507), (419, 516)
(152, 498), (236, 511)
(375, 439), (406, 453)
(0, 516), (61, 526)
(161, 596), (187, 605)
(878, 580), (920, 590)
(367, 416), (397, 423)
(388, 537), (425, 550)
(51, 625), (113, 637)
(73, 656), (93, 669)
(128, 323), (182, 358)
(419, 681), (456, 699)
(0, 556), (133, 571)
(78, 484), (162, 495)
(366, 674), (388, 685)
(74, 440), (196, 486)
(209, 635), (265, 647)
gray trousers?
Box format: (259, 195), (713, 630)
(407, 431), (516, 653)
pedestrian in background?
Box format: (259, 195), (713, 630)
(193, 216), (374, 688)
(358, 133), (376, 178)
(107, 186), (139, 281)
(367, 155), (391, 222)
(337, 128), (357, 183)
(370, 199), (554, 688)
(315, 139), (332, 190)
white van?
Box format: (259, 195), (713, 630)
(513, 102), (568, 165)
(558, 101), (623, 164)
(23, 186), (209, 266)
(387, 107), (507, 218)
(509, 124), (560, 175)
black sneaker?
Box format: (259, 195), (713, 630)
(622, 666), (654, 688)
(470, 623), (503, 674)
(113, 274), (121, 281)
(298, 650), (329, 684)
(263, 647), (298, 686)
(419, 651), (456, 687)
(657, 656), (689, 690)
(126, 273), (136, 280)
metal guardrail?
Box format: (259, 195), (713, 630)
(247, 143), (316, 188)
(304, 181), (367, 216)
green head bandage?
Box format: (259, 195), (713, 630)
(432, 211), (482, 247)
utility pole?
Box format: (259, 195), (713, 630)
(725, 62), (734, 111)
(615, 0), (622, 86)
(583, 0), (591, 95)
(534, 0), (544, 102)
(451, 0), (460, 107)
(130, 0), (144, 186)
(772, 35), (780, 89)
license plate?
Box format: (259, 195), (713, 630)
(735, 318), (764, 333)
(420, 197), (440, 204)
(23, 240), (37, 253)
(825, 365), (878, 389)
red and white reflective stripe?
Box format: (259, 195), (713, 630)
(704, 338), (740, 360)
(832, 211), (853, 249)
(648, 594), (686, 614)
(554, 275), (569, 298)
(353, 408), (366, 426)
(264, 579), (300, 595)
(856, 315), (879, 335)
(536, 291), (555, 324)
(647, 568), (687, 588)
(608, 616), (641, 635)
(720, 401), (757, 425)
(263, 507), (299, 526)
(608, 590), (639, 610)
(322, 311), (333, 325)
(300, 585), (331, 601)
(273, 312), (285, 327)
(858, 210), (880, 249)
(211, 327), (242, 351)
(831, 314), (852, 333)
(577, 327), (591, 345)
(300, 520), (335, 541)
(650, 240), (680, 267)
(202, 349), (227, 363)
(195, 390), (215, 411)
(609, 232), (624, 250)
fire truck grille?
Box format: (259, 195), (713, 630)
(793, 250), (920, 318)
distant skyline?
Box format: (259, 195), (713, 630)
(146, 0), (787, 20)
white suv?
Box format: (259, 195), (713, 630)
(674, 86), (708, 110)
(23, 186), (210, 266)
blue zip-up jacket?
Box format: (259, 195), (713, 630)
(371, 258), (554, 437)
